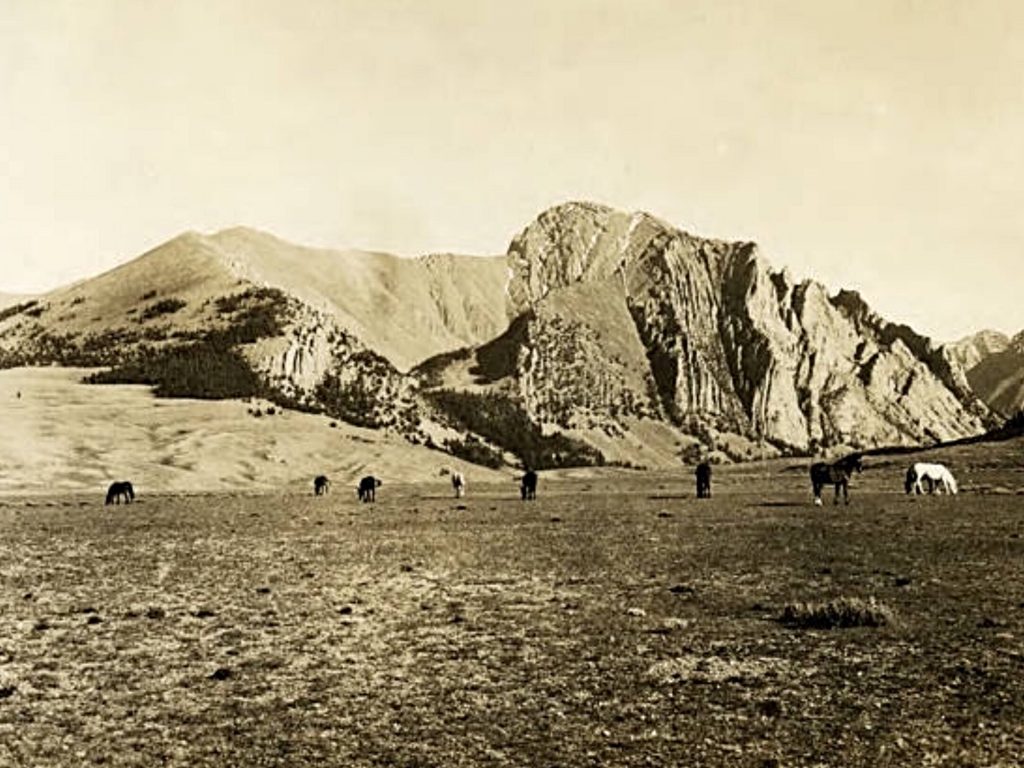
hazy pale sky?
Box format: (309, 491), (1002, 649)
(2, 0), (1022, 340)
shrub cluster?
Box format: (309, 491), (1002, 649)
(210, 288), (288, 345)
(86, 341), (263, 400)
(0, 300), (39, 323)
(315, 373), (388, 428)
(444, 436), (504, 468)
(140, 298), (187, 321)
(426, 389), (605, 469)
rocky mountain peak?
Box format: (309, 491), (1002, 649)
(466, 202), (996, 454)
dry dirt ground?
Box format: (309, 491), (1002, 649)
(1, 445), (1023, 767)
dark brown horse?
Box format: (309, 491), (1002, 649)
(810, 454), (863, 505)
(105, 481), (135, 505)
(695, 462), (712, 498)
(357, 476), (382, 502)
(313, 475), (330, 496)
(520, 470), (538, 500)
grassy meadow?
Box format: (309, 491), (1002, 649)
(1, 445), (1024, 766)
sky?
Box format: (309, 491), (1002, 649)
(1, 0), (1022, 341)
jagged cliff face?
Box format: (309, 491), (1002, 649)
(493, 202), (994, 451)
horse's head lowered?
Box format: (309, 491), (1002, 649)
(904, 466), (916, 494)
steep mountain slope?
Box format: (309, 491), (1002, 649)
(422, 202), (993, 455)
(0, 234), (419, 432)
(207, 228), (510, 371)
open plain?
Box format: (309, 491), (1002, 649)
(2, 441), (1023, 767)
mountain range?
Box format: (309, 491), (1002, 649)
(0, 201), (1008, 470)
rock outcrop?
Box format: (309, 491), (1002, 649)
(445, 201), (995, 453)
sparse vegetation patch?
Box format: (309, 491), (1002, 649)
(209, 287), (288, 344)
(444, 435), (505, 468)
(140, 298), (187, 321)
(0, 300), (39, 323)
(426, 389), (605, 469)
(779, 596), (895, 629)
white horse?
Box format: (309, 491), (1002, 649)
(905, 462), (958, 495)
(439, 467), (466, 498)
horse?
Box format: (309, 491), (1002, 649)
(695, 462), (712, 499)
(357, 476), (382, 503)
(313, 475), (330, 496)
(105, 481), (135, 505)
(439, 467), (466, 499)
(520, 469), (538, 501)
(905, 462), (958, 495)
(809, 454), (863, 505)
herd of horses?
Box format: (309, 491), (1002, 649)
(102, 458), (959, 507)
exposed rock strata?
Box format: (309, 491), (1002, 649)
(491, 202), (993, 451)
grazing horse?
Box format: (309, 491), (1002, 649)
(695, 462), (712, 499)
(357, 476), (382, 503)
(809, 454), (863, 506)
(313, 475), (330, 496)
(105, 481), (135, 505)
(905, 462), (958, 495)
(440, 467), (466, 499)
(520, 470), (538, 501)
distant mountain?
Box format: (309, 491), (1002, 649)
(955, 330), (1024, 417)
(950, 330), (1011, 371)
(0, 202), (997, 471)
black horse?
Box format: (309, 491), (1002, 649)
(695, 462), (712, 498)
(105, 481), (135, 505)
(357, 476), (382, 503)
(520, 470), (538, 501)
(313, 475), (330, 496)
(810, 454), (863, 505)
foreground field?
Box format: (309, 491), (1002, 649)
(2, 463), (1024, 766)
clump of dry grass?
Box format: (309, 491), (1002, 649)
(779, 596), (895, 629)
